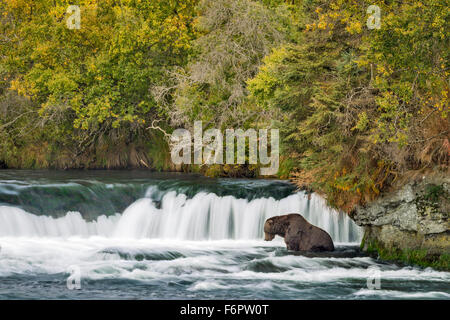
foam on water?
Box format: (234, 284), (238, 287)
(0, 238), (449, 299)
(353, 289), (450, 299)
(0, 176), (448, 299)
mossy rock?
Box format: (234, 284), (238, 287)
(363, 238), (450, 271)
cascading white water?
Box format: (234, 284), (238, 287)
(2, 174), (448, 301)
(0, 188), (362, 242)
(0, 207), (121, 237)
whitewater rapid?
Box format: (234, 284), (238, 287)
(1, 237), (448, 299)
(0, 172), (448, 300)
(0, 189), (361, 242)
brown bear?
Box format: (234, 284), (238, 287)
(264, 214), (334, 252)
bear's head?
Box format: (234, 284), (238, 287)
(263, 218), (276, 241)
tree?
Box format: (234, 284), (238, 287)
(0, 0), (198, 168)
(156, 0), (290, 130)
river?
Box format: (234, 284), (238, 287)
(0, 170), (448, 299)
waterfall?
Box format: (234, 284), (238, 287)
(0, 187), (362, 242)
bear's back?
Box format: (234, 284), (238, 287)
(284, 214), (334, 251)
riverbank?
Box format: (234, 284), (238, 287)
(353, 174), (449, 271)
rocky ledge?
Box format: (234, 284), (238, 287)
(350, 174), (449, 270)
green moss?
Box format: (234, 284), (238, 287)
(359, 236), (366, 251)
(424, 184), (445, 203)
(363, 239), (450, 271)
(365, 239), (380, 256)
(381, 249), (449, 271)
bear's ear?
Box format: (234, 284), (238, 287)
(267, 219), (273, 224)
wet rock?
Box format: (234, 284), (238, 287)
(352, 175), (450, 256)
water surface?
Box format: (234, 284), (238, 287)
(0, 170), (448, 299)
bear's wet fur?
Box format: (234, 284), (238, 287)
(264, 214), (334, 252)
